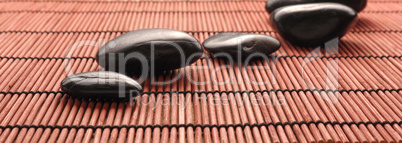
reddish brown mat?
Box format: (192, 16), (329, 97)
(0, 0), (401, 143)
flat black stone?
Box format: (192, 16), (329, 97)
(97, 29), (203, 74)
(270, 3), (357, 47)
(61, 71), (142, 101)
(265, 0), (367, 13)
(202, 33), (281, 60)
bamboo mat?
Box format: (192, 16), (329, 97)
(0, 0), (402, 143)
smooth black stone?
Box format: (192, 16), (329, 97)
(270, 3), (357, 47)
(97, 29), (203, 74)
(265, 0), (367, 13)
(61, 71), (142, 100)
(202, 33), (281, 59)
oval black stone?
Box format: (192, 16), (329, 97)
(97, 29), (203, 74)
(202, 33), (281, 59)
(265, 0), (367, 13)
(61, 71), (142, 101)
(270, 3), (357, 47)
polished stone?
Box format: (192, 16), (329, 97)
(270, 3), (357, 46)
(265, 0), (367, 13)
(97, 29), (203, 74)
(61, 71), (142, 100)
(202, 33), (281, 59)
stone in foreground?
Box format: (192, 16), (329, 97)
(202, 33), (281, 59)
(61, 71), (142, 101)
(265, 0), (367, 13)
(97, 29), (203, 74)
(270, 3), (357, 47)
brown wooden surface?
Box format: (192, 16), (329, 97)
(0, 0), (401, 142)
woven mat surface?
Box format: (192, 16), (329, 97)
(0, 0), (402, 142)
